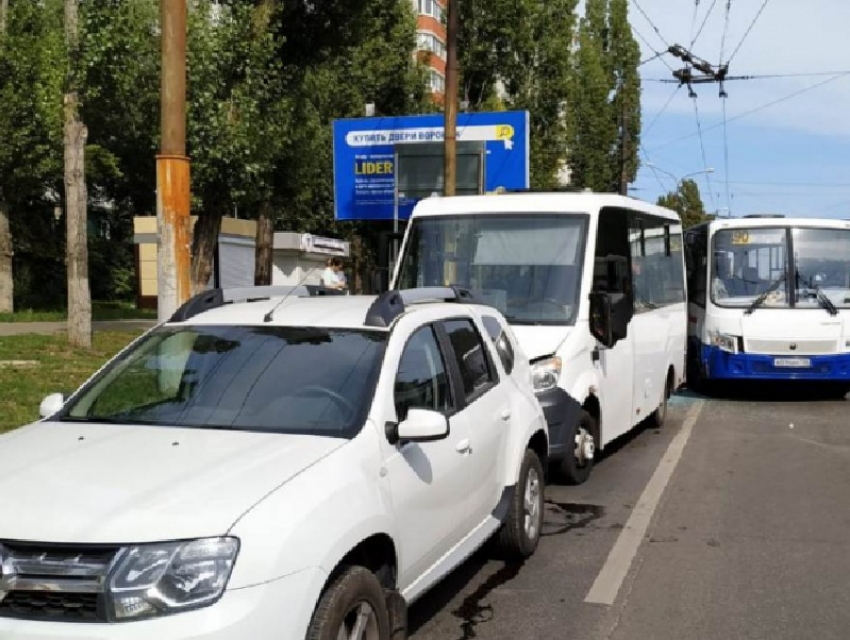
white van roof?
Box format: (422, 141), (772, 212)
(410, 192), (681, 223)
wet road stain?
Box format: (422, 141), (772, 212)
(451, 561), (524, 639)
(542, 502), (606, 537)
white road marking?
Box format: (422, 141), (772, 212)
(584, 399), (706, 606)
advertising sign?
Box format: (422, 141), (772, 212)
(332, 111), (530, 221)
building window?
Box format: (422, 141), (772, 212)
(416, 31), (446, 59)
(418, 0), (443, 22)
(429, 69), (446, 93)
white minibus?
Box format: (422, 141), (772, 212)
(391, 192), (687, 483)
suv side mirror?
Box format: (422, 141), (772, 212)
(396, 408), (449, 443)
(589, 292), (630, 348)
(39, 392), (65, 419)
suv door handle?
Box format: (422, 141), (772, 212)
(456, 439), (471, 454)
(500, 409), (511, 421)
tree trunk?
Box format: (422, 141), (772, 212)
(0, 197), (13, 313)
(64, 0), (91, 348)
(0, 0), (12, 313)
(254, 203), (273, 286)
(191, 209), (222, 293)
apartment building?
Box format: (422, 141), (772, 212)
(411, 0), (447, 100)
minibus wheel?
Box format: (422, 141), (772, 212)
(560, 411), (597, 485)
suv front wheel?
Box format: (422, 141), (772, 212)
(307, 566), (390, 640)
(495, 448), (545, 559)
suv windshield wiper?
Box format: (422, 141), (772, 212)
(745, 273), (786, 315)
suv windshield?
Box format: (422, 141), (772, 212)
(397, 213), (589, 325)
(60, 325), (387, 437)
(711, 226), (850, 309)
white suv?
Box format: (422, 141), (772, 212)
(0, 285), (548, 640)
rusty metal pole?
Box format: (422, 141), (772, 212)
(443, 0), (459, 197)
(157, 0), (191, 321)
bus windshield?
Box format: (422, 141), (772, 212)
(397, 213), (589, 325)
(711, 226), (850, 309)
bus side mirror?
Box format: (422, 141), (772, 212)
(589, 292), (630, 348)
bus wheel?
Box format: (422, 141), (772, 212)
(560, 411), (597, 485)
(648, 374), (672, 427)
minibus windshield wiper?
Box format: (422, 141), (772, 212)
(814, 286), (839, 316)
(745, 273), (786, 315)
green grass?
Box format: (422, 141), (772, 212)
(0, 301), (157, 323)
(0, 331), (141, 433)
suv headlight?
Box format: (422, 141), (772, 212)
(108, 537), (238, 621)
(711, 332), (738, 354)
(532, 356), (562, 393)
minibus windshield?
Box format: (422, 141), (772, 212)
(397, 213), (589, 325)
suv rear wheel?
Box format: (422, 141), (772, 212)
(495, 448), (545, 559)
(307, 566), (390, 640)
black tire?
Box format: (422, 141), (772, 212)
(495, 448), (545, 559)
(559, 411), (597, 486)
(648, 373), (672, 427)
(307, 566), (390, 640)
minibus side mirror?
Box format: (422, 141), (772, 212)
(589, 292), (630, 348)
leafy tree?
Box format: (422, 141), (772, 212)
(457, 0), (579, 188)
(567, 0), (641, 192)
(0, 0), (64, 312)
(657, 178), (713, 228)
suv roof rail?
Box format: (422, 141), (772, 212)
(169, 285), (343, 323)
(743, 214), (785, 218)
(365, 286), (479, 328)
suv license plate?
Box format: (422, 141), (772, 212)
(774, 357), (811, 368)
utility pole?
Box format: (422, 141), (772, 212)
(157, 0), (191, 322)
(443, 0), (459, 196)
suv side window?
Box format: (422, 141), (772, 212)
(394, 325), (453, 421)
(443, 318), (496, 401)
(482, 315), (515, 375)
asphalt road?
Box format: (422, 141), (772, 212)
(409, 385), (850, 640)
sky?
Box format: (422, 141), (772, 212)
(623, 0), (850, 219)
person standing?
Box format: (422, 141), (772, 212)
(321, 257), (347, 291)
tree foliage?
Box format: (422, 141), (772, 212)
(0, 0), (646, 307)
(657, 178), (713, 228)
(567, 0), (641, 192)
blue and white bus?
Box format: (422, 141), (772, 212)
(684, 216), (850, 396)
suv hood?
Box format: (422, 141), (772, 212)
(0, 421), (344, 544)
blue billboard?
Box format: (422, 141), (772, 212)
(332, 111), (530, 221)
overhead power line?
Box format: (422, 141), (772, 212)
(644, 70), (850, 82)
(650, 72), (850, 151)
(728, 0), (772, 64)
(631, 0), (670, 48)
(692, 98), (718, 213)
(691, 0), (719, 48)
(645, 84), (682, 136)
(721, 97), (732, 215)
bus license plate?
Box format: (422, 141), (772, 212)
(774, 357), (811, 368)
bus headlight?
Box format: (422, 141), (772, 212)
(532, 356), (562, 392)
(711, 332), (738, 354)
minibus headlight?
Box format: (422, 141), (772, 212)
(532, 356), (562, 392)
(712, 333), (738, 354)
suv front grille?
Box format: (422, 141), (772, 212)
(0, 541), (118, 623)
(0, 591), (101, 622)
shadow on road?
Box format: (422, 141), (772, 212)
(684, 381), (849, 403)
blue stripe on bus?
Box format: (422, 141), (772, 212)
(698, 344), (850, 381)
